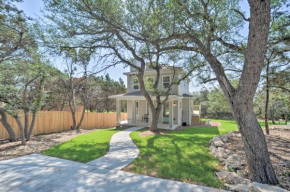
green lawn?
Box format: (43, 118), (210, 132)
(125, 119), (238, 188)
(42, 128), (121, 163)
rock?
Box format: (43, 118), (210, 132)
(212, 147), (225, 158)
(216, 170), (250, 185)
(219, 134), (228, 143)
(236, 170), (247, 178)
(225, 183), (250, 192)
(225, 154), (246, 170)
(213, 140), (224, 147)
(209, 136), (222, 145)
(249, 182), (289, 192)
(223, 152), (229, 159)
(209, 145), (216, 153)
(224, 182), (289, 192)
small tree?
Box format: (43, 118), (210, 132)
(0, 53), (50, 144)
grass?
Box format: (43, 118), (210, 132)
(42, 128), (121, 163)
(203, 118), (274, 129)
(125, 119), (239, 188)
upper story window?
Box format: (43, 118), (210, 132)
(163, 76), (170, 89)
(133, 78), (139, 90)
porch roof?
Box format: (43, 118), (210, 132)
(109, 91), (193, 100)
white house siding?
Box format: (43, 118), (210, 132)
(136, 100), (146, 121)
(126, 74), (178, 94)
(178, 80), (189, 95)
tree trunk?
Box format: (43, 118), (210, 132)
(270, 107), (275, 124)
(232, 101), (278, 184)
(26, 113), (37, 141)
(149, 106), (161, 132)
(15, 117), (26, 145)
(0, 108), (17, 142)
(24, 110), (29, 139)
(265, 60), (270, 135)
(71, 110), (77, 130)
(285, 114), (288, 125)
(201, 0), (278, 184)
(76, 104), (86, 130)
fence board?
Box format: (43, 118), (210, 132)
(0, 112), (127, 140)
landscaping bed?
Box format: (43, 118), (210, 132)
(210, 125), (290, 191)
(0, 129), (97, 161)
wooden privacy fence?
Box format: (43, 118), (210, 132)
(0, 112), (127, 140)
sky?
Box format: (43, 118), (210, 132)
(15, 0), (250, 92)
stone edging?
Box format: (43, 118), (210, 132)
(209, 131), (288, 192)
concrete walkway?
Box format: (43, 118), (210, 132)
(86, 126), (143, 170)
(0, 127), (227, 192)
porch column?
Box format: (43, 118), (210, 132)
(116, 99), (121, 124)
(178, 98), (182, 125)
(169, 100), (173, 128)
(132, 100), (136, 124)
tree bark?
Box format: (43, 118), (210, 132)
(149, 105), (162, 132)
(26, 113), (37, 141)
(0, 107), (17, 142)
(285, 114), (288, 125)
(70, 109), (77, 130)
(76, 104), (86, 130)
(15, 117), (26, 145)
(194, 0), (278, 184)
(265, 60), (270, 135)
(24, 110), (29, 139)
(232, 100), (278, 183)
(270, 107), (275, 124)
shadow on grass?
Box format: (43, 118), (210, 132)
(42, 128), (122, 163)
(128, 126), (224, 188)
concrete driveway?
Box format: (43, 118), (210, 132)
(0, 127), (227, 192)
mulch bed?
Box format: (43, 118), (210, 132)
(0, 129), (99, 161)
(225, 125), (290, 190)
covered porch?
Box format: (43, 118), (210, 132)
(111, 93), (193, 130)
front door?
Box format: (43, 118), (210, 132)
(163, 102), (169, 123)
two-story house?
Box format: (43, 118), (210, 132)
(109, 61), (200, 130)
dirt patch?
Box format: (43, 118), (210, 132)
(175, 121), (221, 131)
(210, 122), (222, 126)
(224, 126), (290, 190)
(0, 128), (100, 161)
(139, 130), (169, 137)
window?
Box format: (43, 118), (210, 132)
(163, 76), (170, 88)
(133, 78), (139, 90)
(136, 101), (139, 116)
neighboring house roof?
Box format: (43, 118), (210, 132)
(109, 91), (193, 99)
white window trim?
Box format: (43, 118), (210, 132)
(162, 75), (171, 89)
(136, 101), (139, 116)
(133, 77), (140, 90)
